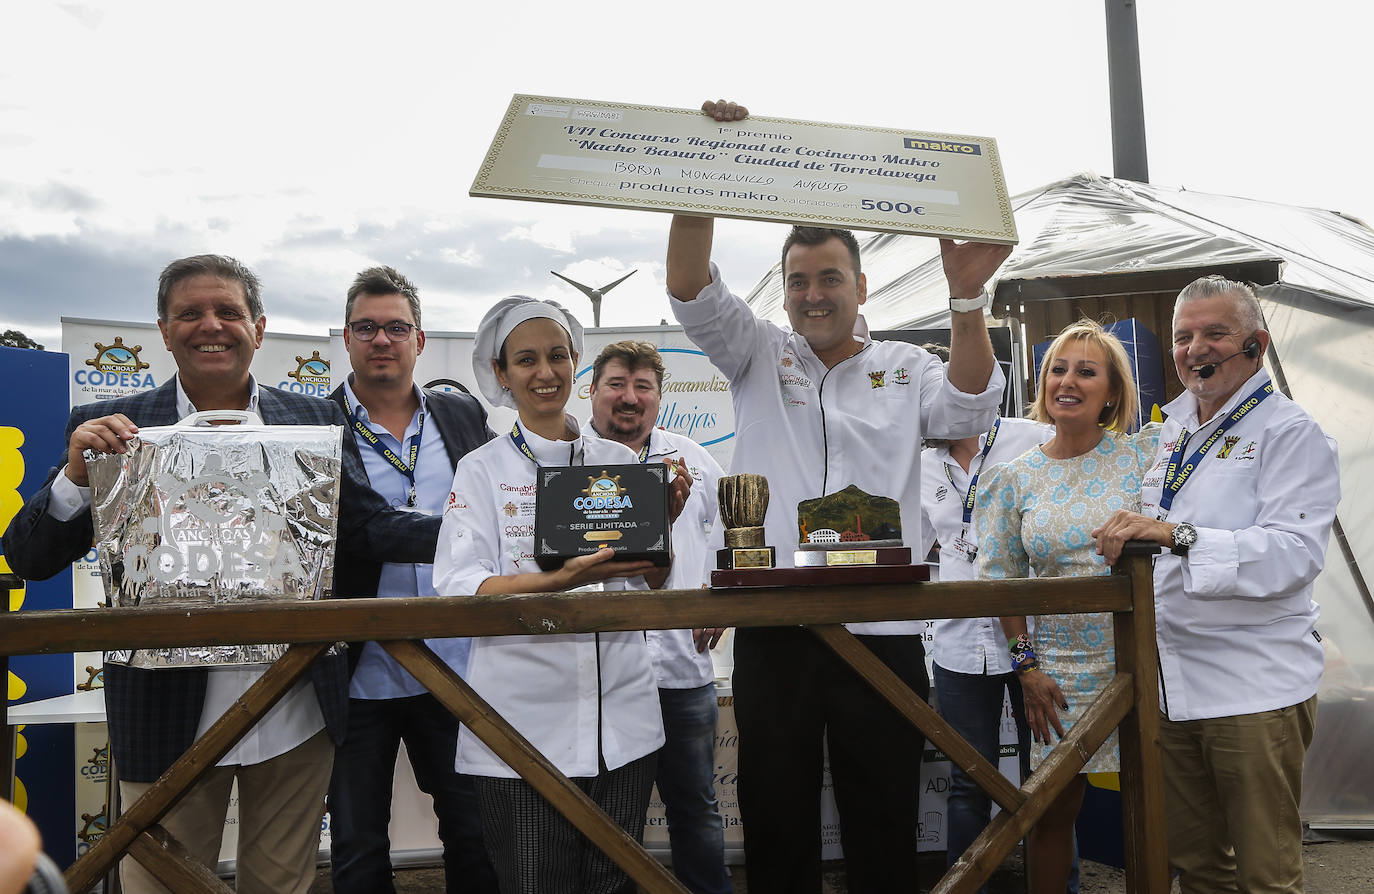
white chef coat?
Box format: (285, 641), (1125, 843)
(640, 426), (725, 689)
(670, 263), (1004, 635)
(1141, 369), (1338, 721)
(923, 418), (1053, 674)
(433, 417), (665, 777)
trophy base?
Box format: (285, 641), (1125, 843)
(710, 563), (930, 589)
(717, 546), (777, 570)
(792, 546), (912, 567)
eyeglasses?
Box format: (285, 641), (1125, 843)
(348, 320), (417, 341)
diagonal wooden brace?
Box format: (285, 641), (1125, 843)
(381, 639), (691, 894)
(127, 824), (235, 893)
(808, 623), (1026, 814)
(64, 642), (329, 894)
(932, 672), (1135, 894)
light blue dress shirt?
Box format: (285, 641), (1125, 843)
(343, 379), (472, 699)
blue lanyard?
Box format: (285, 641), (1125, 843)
(943, 418), (1002, 528)
(510, 421), (576, 467)
(353, 408), (424, 507)
(1158, 382), (1272, 516)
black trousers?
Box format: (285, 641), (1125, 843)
(473, 751), (657, 894)
(733, 627), (929, 894)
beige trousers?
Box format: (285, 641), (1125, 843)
(1161, 695), (1317, 894)
(118, 728), (333, 894)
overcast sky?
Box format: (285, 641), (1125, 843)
(2, 1), (1370, 348)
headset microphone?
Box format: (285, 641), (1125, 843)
(1195, 338), (1262, 379)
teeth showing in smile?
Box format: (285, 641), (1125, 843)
(197, 345), (228, 353)
(1055, 395), (1081, 404)
(532, 386), (558, 395)
(805, 309), (829, 317)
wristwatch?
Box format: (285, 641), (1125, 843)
(948, 289), (991, 314)
(1171, 521), (1198, 556)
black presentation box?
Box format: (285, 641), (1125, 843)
(533, 463), (671, 570)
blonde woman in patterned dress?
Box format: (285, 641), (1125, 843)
(975, 319), (1158, 894)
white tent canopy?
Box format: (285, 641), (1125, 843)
(744, 173), (1374, 828)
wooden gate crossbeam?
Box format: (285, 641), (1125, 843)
(64, 643), (328, 893)
(0, 579), (1134, 656)
(1, 554), (1167, 894)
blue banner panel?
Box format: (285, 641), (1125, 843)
(2, 345), (78, 865)
(1032, 318), (1167, 428)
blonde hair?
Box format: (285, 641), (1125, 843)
(1030, 319), (1138, 433)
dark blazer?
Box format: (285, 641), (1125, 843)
(328, 383), (493, 674)
(1, 379), (444, 781)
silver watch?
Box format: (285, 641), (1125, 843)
(1171, 521), (1198, 556)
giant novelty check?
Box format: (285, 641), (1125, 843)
(471, 95), (1017, 243)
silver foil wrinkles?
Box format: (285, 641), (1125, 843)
(87, 422), (342, 667)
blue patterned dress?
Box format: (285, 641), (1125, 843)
(975, 428), (1159, 772)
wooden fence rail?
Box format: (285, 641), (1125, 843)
(1, 549), (1167, 893)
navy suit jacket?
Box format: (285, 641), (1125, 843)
(1, 379), (443, 781)
(327, 383), (493, 675)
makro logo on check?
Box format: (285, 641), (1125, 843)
(903, 137), (981, 156)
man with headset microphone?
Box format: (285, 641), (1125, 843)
(1094, 275), (1340, 894)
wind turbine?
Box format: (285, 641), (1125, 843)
(549, 269), (637, 328)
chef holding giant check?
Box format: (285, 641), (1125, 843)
(662, 99), (1009, 894)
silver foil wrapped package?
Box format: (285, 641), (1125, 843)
(86, 413), (343, 667)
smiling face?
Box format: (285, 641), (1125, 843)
(783, 236), (867, 366)
(494, 317), (577, 425)
(1172, 292), (1266, 419)
(158, 273), (265, 396)
(344, 292), (425, 389)
(590, 358), (661, 449)
(1040, 337), (1116, 433)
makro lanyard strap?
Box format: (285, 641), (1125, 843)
(943, 417), (1002, 529)
(352, 408), (424, 507)
(1158, 381), (1272, 516)
(510, 421), (576, 467)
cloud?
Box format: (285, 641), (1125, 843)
(29, 181), (102, 213)
(0, 203), (787, 343)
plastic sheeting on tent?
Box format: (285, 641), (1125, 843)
(742, 172), (1374, 829)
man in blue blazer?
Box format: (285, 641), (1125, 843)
(1, 255), (440, 894)
(325, 266), (497, 894)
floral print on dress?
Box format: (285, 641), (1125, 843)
(975, 427), (1159, 773)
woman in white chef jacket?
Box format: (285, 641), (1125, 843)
(434, 296), (686, 894)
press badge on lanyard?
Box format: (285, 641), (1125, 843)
(944, 418), (1003, 563)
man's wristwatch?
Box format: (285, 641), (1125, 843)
(949, 289), (991, 314)
(1171, 521), (1198, 556)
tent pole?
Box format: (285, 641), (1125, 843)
(1105, 0), (1150, 182)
